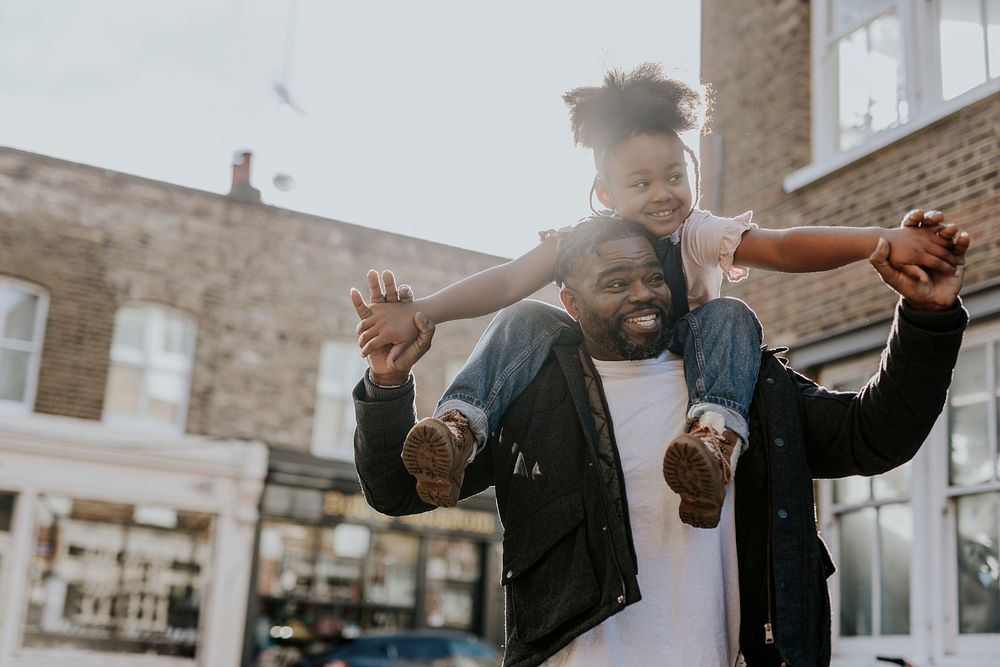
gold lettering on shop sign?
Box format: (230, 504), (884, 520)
(323, 491), (496, 536)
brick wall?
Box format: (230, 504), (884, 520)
(701, 0), (1000, 349)
(0, 147), (556, 448)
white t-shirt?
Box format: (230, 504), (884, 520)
(544, 351), (741, 667)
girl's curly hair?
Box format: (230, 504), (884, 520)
(563, 62), (710, 154)
(564, 63), (712, 209)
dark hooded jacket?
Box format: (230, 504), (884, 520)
(353, 301), (966, 666)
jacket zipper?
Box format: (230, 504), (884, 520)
(756, 364), (776, 646)
(582, 352), (632, 603)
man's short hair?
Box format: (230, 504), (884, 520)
(554, 216), (657, 288)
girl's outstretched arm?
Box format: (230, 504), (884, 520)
(357, 237), (558, 357)
(733, 209), (963, 276)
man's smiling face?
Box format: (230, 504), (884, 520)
(560, 234), (672, 361)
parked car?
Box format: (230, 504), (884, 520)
(297, 630), (501, 667)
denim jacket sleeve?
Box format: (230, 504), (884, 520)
(797, 299), (967, 478)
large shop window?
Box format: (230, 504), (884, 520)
(0, 279), (48, 410)
(810, 0), (1000, 164)
(23, 496), (212, 657)
(102, 305), (197, 432)
(255, 519), (484, 652)
(312, 340), (369, 460)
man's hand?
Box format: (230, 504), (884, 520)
(870, 224), (970, 312)
(351, 270), (435, 384)
(356, 269), (422, 357)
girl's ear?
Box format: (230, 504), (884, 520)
(559, 287), (580, 321)
(594, 177), (614, 210)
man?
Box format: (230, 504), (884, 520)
(350, 217), (969, 666)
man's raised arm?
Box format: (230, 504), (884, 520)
(350, 272), (437, 516)
(802, 221), (970, 477)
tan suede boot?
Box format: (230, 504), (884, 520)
(401, 409), (475, 507)
(662, 411), (741, 529)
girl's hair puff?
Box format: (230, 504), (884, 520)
(563, 62), (710, 156)
(563, 63), (712, 208)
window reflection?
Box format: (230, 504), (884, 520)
(314, 524), (368, 603)
(0, 286), (38, 341)
(0, 349), (30, 402)
(837, 12), (907, 150)
(252, 497), (491, 665)
(840, 508), (876, 636)
(834, 475), (869, 505)
(879, 504), (911, 634)
(103, 305), (196, 430)
(24, 497), (211, 657)
(365, 532), (419, 606)
(956, 494), (1000, 634)
(313, 341), (370, 459)
(939, 0), (989, 99)
(0, 282), (43, 406)
(425, 538), (481, 630)
(258, 521), (316, 598)
(950, 346), (993, 486)
(873, 463), (910, 501)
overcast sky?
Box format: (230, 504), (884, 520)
(0, 1), (700, 258)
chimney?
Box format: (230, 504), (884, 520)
(229, 150), (261, 203)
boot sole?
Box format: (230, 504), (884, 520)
(402, 421), (461, 507)
(662, 435), (725, 529)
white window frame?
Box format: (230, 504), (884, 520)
(0, 278), (49, 413)
(820, 318), (1000, 666)
(788, 0), (1000, 191)
(820, 353), (934, 662)
(311, 340), (370, 461)
(934, 322), (1000, 658)
(101, 304), (197, 434)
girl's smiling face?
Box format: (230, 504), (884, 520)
(594, 131), (694, 238)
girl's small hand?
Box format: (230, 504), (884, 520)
(899, 208), (945, 229)
(883, 222), (963, 284)
(355, 270), (422, 362)
(358, 300), (421, 356)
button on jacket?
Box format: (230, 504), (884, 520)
(353, 301), (966, 667)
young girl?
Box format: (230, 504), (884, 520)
(356, 63), (960, 528)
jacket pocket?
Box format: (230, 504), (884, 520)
(501, 490), (598, 643)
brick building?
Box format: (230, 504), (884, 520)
(0, 147), (544, 666)
(702, 1), (999, 665)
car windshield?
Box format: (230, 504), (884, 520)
(450, 639), (497, 658)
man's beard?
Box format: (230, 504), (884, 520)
(580, 304), (671, 360)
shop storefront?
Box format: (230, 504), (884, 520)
(0, 411), (267, 667)
(246, 448), (503, 667)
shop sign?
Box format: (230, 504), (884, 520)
(323, 491), (497, 537)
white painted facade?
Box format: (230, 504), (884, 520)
(0, 411), (267, 667)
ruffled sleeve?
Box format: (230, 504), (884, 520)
(716, 210), (755, 283)
(679, 209), (757, 307)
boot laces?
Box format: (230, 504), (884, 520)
(688, 422), (734, 484)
